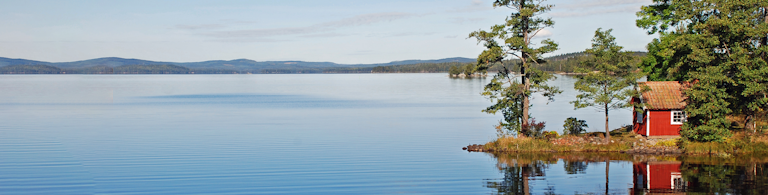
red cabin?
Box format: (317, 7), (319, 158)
(632, 81), (687, 137)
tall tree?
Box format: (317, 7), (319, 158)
(637, 1), (768, 140)
(571, 28), (642, 143)
(470, 0), (560, 137)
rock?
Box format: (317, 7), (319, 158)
(465, 144), (485, 152)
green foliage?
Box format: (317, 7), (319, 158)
(448, 66), (462, 76)
(483, 70), (527, 135)
(535, 51), (646, 73)
(542, 131), (559, 139)
(563, 117), (588, 136)
(471, 0), (561, 137)
(640, 33), (692, 81)
(571, 28), (643, 141)
(637, 1), (768, 140)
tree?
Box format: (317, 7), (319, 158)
(562, 117), (588, 136)
(571, 28), (642, 143)
(471, 0), (561, 137)
(637, 1), (768, 140)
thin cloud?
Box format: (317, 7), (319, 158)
(549, 0), (650, 17)
(320, 12), (414, 28)
(450, 17), (485, 24)
(549, 5), (642, 17)
(175, 24), (226, 30)
(448, 0), (493, 13)
(300, 33), (348, 38)
(389, 32), (437, 37)
(199, 12), (415, 40)
(532, 29), (553, 39)
(557, 0), (650, 9)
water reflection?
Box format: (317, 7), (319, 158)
(486, 153), (768, 194)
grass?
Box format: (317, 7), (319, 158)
(681, 132), (768, 154)
(655, 138), (679, 147)
(484, 134), (635, 153)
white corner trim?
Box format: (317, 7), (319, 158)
(646, 110), (650, 136)
(646, 164), (651, 189)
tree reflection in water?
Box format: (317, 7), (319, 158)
(484, 153), (768, 194)
(563, 160), (588, 175)
(486, 160), (548, 195)
(679, 157), (768, 194)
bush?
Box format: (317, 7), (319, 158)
(563, 117), (588, 136)
(542, 131), (559, 139)
(448, 66), (461, 76)
(522, 118), (546, 138)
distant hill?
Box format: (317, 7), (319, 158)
(0, 53), (652, 74)
(0, 56), (476, 74)
(0, 57), (54, 67)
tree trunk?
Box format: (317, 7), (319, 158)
(523, 166), (531, 195)
(522, 66), (530, 135)
(764, 7), (768, 48)
(605, 160), (610, 195)
(605, 103), (611, 144)
(520, 0), (530, 138)
(746, 114), (756, 133)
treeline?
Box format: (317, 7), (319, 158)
(0, 64), (62, 74)
(477, 51), (647, 74)
(0, 52), (646, 74)
(0, 64), (249, 74)
(371, 62), (473, 73)
(260, 67), (373, 74)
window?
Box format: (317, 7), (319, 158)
(671, 110), (685, 124)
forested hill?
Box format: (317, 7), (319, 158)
(0, 57), (476, 74)
(372, 51), (648, 73)
(0, 52), (648, 74)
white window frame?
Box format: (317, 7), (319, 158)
(671, 110), (685, 125)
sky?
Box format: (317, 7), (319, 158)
(0, 0), (656, 64)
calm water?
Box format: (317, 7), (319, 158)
(1, 74), (764, 194)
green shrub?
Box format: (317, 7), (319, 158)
(563, 117), (588, 135)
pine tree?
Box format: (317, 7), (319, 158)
(470, 0), (560, 137)
(572, 28), (643, 143)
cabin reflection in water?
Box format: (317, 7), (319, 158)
(632, 161), (687, 194)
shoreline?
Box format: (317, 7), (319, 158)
(464, 132), (768, 155)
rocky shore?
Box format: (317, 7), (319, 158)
(463, 135), (684, 154)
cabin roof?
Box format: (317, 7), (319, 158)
(640, 81), (686, 110)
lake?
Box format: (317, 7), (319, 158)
(1, 74), (765, 194)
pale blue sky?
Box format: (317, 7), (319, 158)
(0, 0), (654, 64)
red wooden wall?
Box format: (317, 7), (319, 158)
(633, 110), (682, 136)
(649, 110), (682, 136)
